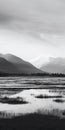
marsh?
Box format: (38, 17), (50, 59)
(0, 77), (65, 129)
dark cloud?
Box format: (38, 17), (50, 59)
(0, 14), (12, 23)
(0, 0), (65, 34)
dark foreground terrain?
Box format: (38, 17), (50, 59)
(0, 113), (65, 130)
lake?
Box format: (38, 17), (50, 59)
(0, 77), (65, 118)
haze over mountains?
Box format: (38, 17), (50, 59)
(0, 54), (65, 75)
(0, 54), (43, 75)
(40, 57), (65, 74)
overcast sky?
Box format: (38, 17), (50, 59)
(0, 0), (65, 64)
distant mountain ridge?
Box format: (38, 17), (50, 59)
(40, 57), (65, 74)
(0, 54), (43, 74)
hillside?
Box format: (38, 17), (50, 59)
(0, 54), (43, 75)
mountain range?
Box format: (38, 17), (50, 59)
(0, 54), (65, 75)
(0, 54), (43, 75)
(40, 57), (65, 74)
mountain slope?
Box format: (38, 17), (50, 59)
(40, 57), (65, 74)
(0, 54), (43, 74)
(0, 57), (19, 74)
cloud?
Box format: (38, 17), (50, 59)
(0, 0), (65, 34)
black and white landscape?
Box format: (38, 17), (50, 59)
(0, 54), (42, 74)
(40, 57), (65, 74)
(0, 0), (65, 130)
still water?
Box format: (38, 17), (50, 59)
(0, 77), (65, 118)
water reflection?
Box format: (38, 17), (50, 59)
(0, 77), (65, 118)
(0, 88), (64, 118)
